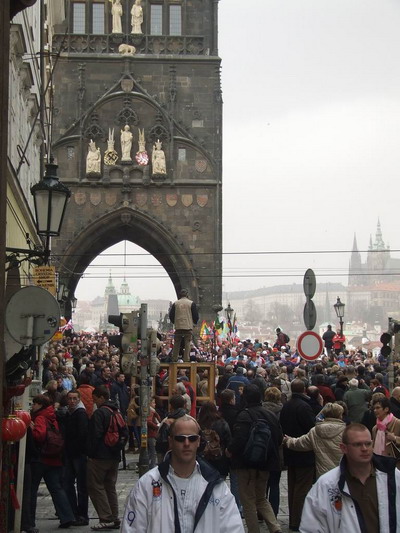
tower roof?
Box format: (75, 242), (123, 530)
(373, 219), (385, 250)
(105, 270), (116, 296)
(352, 233), (358, 252)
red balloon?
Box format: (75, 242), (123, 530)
(14, 410), (31, 428)
(2, 416), (27, 442)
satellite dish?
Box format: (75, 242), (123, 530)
(5, 286), (60, 346)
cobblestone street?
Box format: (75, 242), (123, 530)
(34, 453), (290, 532)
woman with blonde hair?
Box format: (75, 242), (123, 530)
(284, 402), (345, 478)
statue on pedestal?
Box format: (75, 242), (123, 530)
(120, 125), (133, 162)
(135, 129), (149, 166)
(152, 139), (166, 175)
(131, 0), (143, 34)
(86, 139), (101, 174)
(110, 0), (123, 33)
(104, 128), (118, 165)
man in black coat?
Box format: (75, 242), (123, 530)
(280, 379), (316, 532)
(322, 324), (335, 354)
(62, 389), (89, 526)
(110, 372), (130, 417)
(226, 385), (283, 533)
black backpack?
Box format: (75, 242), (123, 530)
(155, 421), (170, 454)
(242, 409), (272, 468)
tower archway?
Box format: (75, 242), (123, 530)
(56, 206), (201, 315)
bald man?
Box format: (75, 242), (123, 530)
(121, 415), (244, 532)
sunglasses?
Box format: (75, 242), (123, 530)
(173, 434), (200, 443)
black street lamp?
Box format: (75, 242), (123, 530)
(6, 160), (71, 269)
(31, 160), (71, 261)
(334, 296), (345, 336)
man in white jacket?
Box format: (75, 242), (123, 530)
(300, 423), (400, 532)
(121, 415), (244, 533)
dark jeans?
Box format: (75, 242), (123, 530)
(266, 470), (281, 516)
(287, 465), (315, 529)
(229, 470), (242, 513)
(129, 423), (141, 449)
(64, 454), (89, 520)
(172, 329), (192, 362)
(31, 461), (75, 526)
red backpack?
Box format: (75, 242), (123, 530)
(41, 421), (64, 458)
(102, 406), (128, 451)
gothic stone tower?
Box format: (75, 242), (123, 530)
(48, 0), (222, 320)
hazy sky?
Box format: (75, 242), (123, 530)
(76, 0), (400, 303)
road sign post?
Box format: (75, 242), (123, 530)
(303, 268), (317, 330)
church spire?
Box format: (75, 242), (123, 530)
(374, 219), (385, 250)
(349, 232), (362, 286)
(104, 270), (117, 296)
(352, 233), (358, 252)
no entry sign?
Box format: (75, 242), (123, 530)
(297, 331), (323, 361)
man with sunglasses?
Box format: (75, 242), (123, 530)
(300, 423), (400, 532)
(121, 414), (244, 532)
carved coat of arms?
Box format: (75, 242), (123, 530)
(196, 194), (208, 207)
(195, 159), (207, 173)
(105, 192), (117, 206)
(90, 192), (102, 206)
(74, 192), (87, 205)
(151, 194), (162, 207)
(136, 192), (147, 206)
(166, 193), (178, 207)
(181, 194), (193, 207)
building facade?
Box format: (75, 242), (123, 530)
(47, 0), (223, 321)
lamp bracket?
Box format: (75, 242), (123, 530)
(5, 246), (48, 271)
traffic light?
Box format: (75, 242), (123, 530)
(108, 311), (140, 375)
(380, 332), (392, 358)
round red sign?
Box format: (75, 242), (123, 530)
(297, 331), (324, 361)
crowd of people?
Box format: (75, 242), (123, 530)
(23, 320), (400, 533)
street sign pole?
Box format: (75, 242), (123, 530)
(303, 269), (317, 331)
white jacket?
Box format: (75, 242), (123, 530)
(121, 456), (244, 533)
(300, 455), (400, 532)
